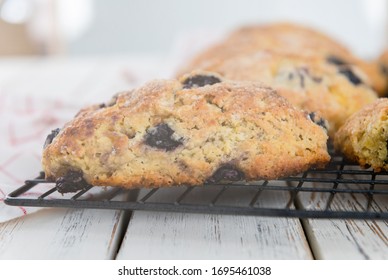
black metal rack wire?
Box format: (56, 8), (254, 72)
(4, 153), (388, 220)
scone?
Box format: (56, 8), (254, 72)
(179, 22), (385, 96)
(197, 50), (378, 137)
(42, 72), (330, 192)
(334, 98), (388, 171)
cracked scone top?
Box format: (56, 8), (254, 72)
(195, 51), (378, 137)
(42, 73), (330, 191)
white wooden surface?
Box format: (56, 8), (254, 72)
(117, 184), (313, 259)
(0, 58), (387, 260)
(116, 212), (312, 259)
(302, 219), (387, 259)
(0, 209), (127, 259)
(297, 172), (388, 259)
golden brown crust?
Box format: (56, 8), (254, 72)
(334, 98), (388, 171)
(42, 72), (330, 188)
(178, 22), (386, 96)
(194, 51), (378, 137)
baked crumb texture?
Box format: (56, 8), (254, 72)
(42, 73), (330, 189)
(334, 98), (388, 171)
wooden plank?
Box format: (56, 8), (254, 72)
(116, 184), (313, 259)
(0, 208), (128, 259)
(301, 218), (387, 259)
(297, 169), (388, 259)
(117, 212), (312, 260)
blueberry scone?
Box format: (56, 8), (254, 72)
(197, 51), (378, 137)
(42, 72), (330, 192)
(334, 98), (388, 171)
(179, 22), (385, 96)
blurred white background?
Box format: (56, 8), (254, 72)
(0, 0), (387, 59)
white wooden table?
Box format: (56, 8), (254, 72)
(0, 57), (387, 260)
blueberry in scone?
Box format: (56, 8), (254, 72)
(338, 68), (363, 85)
(182, 74), (222, 89)
(326, 55), (348, 66)
(206, 164), (245, 183)
(144, 123), (183, 151)
(56, 170), (91, 193)
(44, 128), (60, 148)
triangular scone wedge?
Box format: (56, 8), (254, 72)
(42, 72), (330, 192)
(334, 98), (388, 171)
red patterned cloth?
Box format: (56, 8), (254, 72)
(0, 92), (82, 222)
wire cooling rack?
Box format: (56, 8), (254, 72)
(5, 153), (388, 220)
